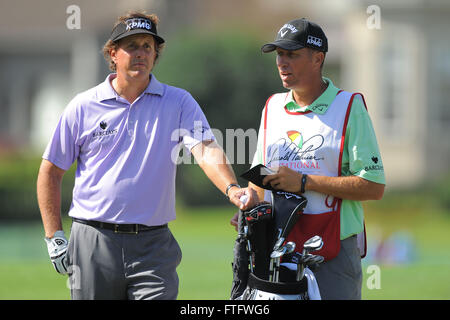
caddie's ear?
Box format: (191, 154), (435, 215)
(313, 51), (325, 69)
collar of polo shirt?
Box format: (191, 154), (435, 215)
(285, 77), (339, 114)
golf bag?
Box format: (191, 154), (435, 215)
(230, 191), (323, 300)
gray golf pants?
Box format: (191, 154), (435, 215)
(313, 235), (362, 300)
(66, 220), (182, 300)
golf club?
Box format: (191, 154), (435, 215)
(303, 235), (324, 252)
(270, 241), (296, 282)
(244, 225), (254, 273)
(296, 235), (323, 281)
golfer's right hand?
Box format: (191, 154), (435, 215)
(228, 186), (258, 211)
(44, 230), (69, 275)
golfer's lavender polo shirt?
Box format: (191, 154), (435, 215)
(43, 74), (214, 226)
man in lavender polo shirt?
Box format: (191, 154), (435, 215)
(37, 11), (257, 300)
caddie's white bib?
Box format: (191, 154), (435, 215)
(263, 91), (353, 214)
(261, 90), (359, 260)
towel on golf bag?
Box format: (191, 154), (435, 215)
(281, 263), (321, 300)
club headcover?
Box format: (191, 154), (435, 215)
(271, 191), (307, 243)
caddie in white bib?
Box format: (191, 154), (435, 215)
(262, 90), (362, 260)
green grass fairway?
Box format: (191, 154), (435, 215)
(0, 205), (449, 300)
(0, 262), (70, 300)
(362, 263), (450, 299)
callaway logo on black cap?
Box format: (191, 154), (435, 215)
(261, 18), (328, 53)
(110, 17), (165, 44)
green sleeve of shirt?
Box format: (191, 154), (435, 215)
(341, 95), (386, 185)
(340, 95), (386, 239)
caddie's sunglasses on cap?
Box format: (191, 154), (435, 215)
(110, 17), (165, 44)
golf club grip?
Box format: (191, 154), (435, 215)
(237, 210), (245, 236)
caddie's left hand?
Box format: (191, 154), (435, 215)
(228, 186), (258, 211)
(44, 230), (69, 275)
(262, 166), (303, 193)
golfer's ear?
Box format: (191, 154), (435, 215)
(110, 48), (117, 64)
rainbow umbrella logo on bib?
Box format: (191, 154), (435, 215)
(287, 130), (303, 149)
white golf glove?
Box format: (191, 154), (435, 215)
(44, 230), (69, 275)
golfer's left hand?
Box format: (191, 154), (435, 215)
(228, 186), (258, 211)
(45, 230), (69, 275)
(262, 166), (303, 193)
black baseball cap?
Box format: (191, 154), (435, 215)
(110, 17), (165, 44)
(261, 18), (327, 53)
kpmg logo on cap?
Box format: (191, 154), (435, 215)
(125, 18), (152, 31)
(307, 35), (322, 47)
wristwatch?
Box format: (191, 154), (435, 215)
(225, 183), (241, 200)
(300, 174), (308, 194)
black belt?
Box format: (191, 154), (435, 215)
(73, 218), (167, 234)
